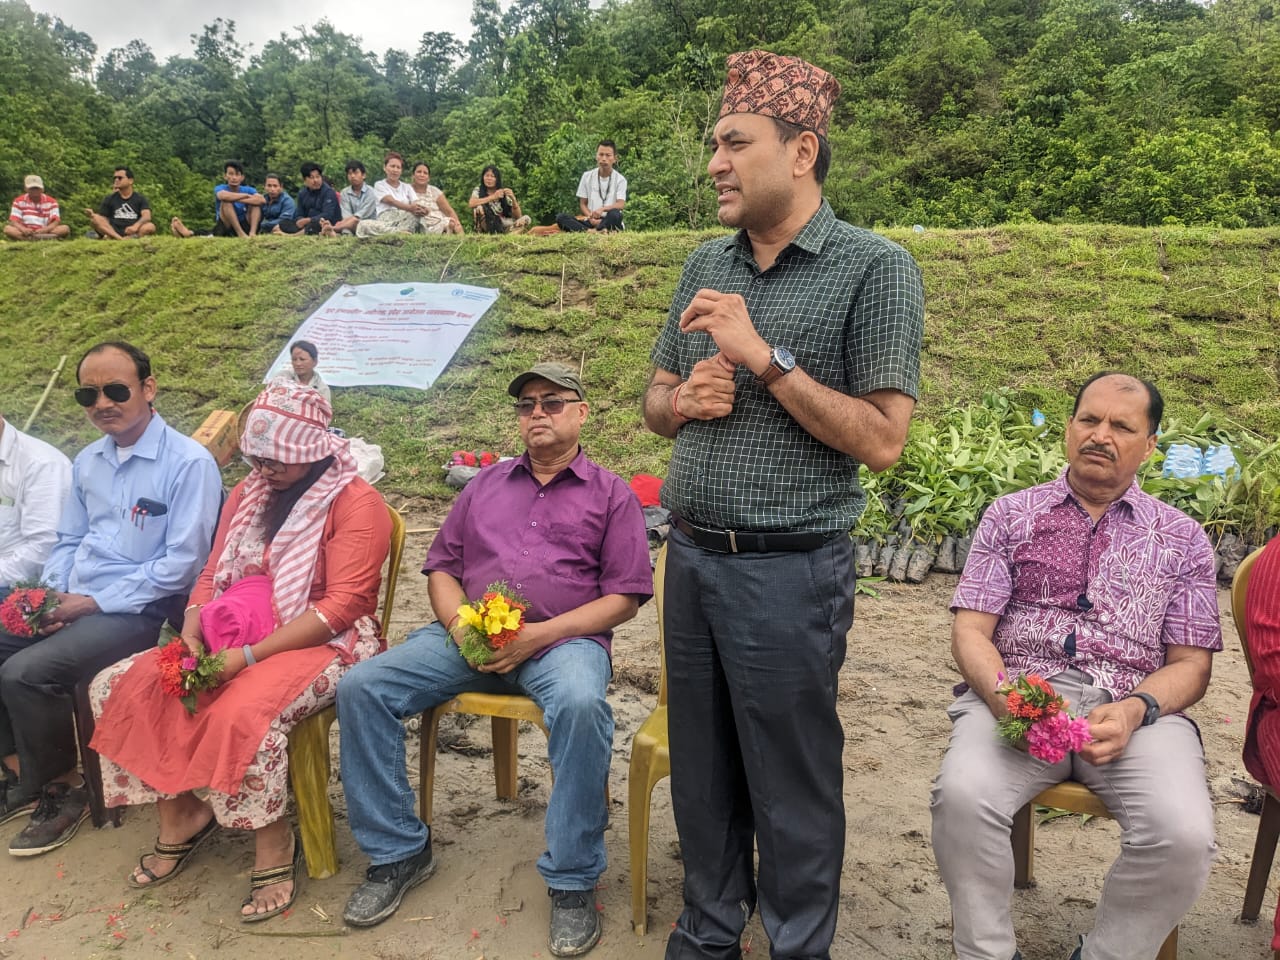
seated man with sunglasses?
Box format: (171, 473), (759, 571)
(0, 341), (222, 855)
(930, 372), (1221, 960)
(337, 362), (652, 957)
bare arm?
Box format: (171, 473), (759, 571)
(951, 609), (1008, 717)
(1078, 645), (1213, 766)
(436, 193), (462, 227)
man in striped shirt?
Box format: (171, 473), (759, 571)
(5, 176), (69, 241)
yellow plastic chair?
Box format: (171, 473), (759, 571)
(629, 544), (669, 934)
(1011, 779), (1178, 959)
(1230, 547), (1280, 951)
(288, 502), (406, 879)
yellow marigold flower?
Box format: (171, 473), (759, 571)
(457, 604), (483, 628)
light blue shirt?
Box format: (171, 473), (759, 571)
(42, 412), (223, 614)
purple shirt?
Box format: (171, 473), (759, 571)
(952, 471), (1221, 698)
(424, 449), (653, 657)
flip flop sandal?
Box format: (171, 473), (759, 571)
(128, 819), (217, 889)
(240, 833), (302, 923)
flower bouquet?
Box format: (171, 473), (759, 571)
(156, 625), (226, 715)
(995, 672), (1092, 764)
(452, 582), (529, 668)
(0, 581), (59, 638)
(447, 450), (499, 469)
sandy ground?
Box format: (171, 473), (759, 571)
(0, 518), (1273, 959)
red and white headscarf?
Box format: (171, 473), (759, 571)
(213, 379), (358, 624)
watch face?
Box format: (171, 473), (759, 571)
(773, 347), (796, 371)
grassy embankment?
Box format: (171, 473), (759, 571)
(0, 226), (1276, 503)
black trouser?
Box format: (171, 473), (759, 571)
(662, 529), (854, 960)
(555, 210), (623, 232)
(0, 595), (183, 793)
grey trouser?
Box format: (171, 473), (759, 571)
(929, 671), (1216, 960)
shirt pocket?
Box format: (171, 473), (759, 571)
(112, 513), (170, 564)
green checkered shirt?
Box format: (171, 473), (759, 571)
(651, 201), (924, 533)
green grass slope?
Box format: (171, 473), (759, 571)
(1, 226), (1277, 501)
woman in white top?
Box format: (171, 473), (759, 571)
(355, 152), (420, 237)
(407, 162), (463, 235)
(281, 341), (331, 405)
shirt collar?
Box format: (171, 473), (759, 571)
(516, 446), (590, 483)
(101, 411), (167, 464)
(722, 199), (837, 266)
(1054, 467), (1151, 522)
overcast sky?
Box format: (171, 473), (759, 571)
(27, 0), (477, 63)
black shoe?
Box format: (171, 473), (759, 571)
(9, 782), (90, 856)
(1068, 934), (1084, 960)
(343, 841), (435, 928)
(548, 888), (601, 957)
(0, 769), (35, 827)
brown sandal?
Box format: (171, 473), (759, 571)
(127, 819), (217, 888)
(240, 833), (302, 923)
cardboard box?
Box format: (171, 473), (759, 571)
(192, 410), (239, 468)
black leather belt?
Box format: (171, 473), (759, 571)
(673, 516), (839, 554)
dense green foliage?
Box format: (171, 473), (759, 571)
(3, 0), (1280, 231)
(1, 227), (1276, 527)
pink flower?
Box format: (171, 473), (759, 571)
(1026, 712), (1077, 764)
(1065, 715), (1092, 751)
(180, 657), (198, 671)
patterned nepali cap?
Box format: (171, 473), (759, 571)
(717, 49), (841, 138)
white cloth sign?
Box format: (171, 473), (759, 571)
(264, 282), (500, 390)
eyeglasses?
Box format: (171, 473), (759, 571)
(74, 383), (132, 407)
(513, 397), (581, 417)
(245, 455), (287, 474)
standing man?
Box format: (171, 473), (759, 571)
(85, 167), (156, 239)
(931, 373), (1220, 960)
(323, 160), (377, 236)
(5, 175), (71, 240)
(0, 342), (222, 854)
(338, 363), (652, 956)
(641, 50), (925, 959)
(293, 162), (341, 235)
(554, 141), (626, 233)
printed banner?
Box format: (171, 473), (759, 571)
(264, 282), (500, 390)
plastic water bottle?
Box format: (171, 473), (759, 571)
(1162, 443), (1204, 479)
(1203, 444), (1238, 477)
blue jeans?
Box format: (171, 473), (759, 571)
(338, 623), (613, 890)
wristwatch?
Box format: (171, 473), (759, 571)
(755, 346), (796, 386)
(1125, 691), (1160, 726)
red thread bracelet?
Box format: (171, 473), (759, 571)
(671, 382), (691, 423)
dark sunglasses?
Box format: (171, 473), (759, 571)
(74, 383), (132, 407)
(513, 397), (581, 417)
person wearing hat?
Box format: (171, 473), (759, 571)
(5, 175), (71, 240)
(642, 50), (925, 958)
(337, 362), (652, 955)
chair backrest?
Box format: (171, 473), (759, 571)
(1233, 546), (1267, 683)
(654, 543), (668, 708)
(381, 504), (407, 628)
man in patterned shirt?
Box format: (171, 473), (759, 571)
(5, 176), (70, 241)
(642, 50), (925, 960)
(930, 372), (1221, 960)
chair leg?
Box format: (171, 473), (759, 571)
(1156, 925), (1177, 960)
(1011, 802), (1035, 889)
(629, 745), (655, 935)
(419, 708), (441, 827)
(72, 680), (121, 828)
(287, 710), (338, 880)
(491, 717), (520, 801)
(1244, 792), (1280, 921)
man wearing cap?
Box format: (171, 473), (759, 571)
(642, 50), (925, 958)
(0, 341), (221, 851)
(338, 362), (652, 956)
(5, 176), (71, 240)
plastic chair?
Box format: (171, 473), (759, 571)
(287, 502), (405, 879)
(1011, 781), (1178, 959)
(1230, 546), (1280, 941)
(629, 544), (669, 934)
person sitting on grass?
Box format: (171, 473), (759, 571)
(552, 141), (626, 233)
(469, 165), (531, 235)
(406, 162), (463, 235)
(172, 161), (265, 238)
(355, 152), (421, 237)
(289, 162), (341, 236)
(259, 174), (297, 234)
(5, 175), (71, 241)
(89, 381), (391, 923)
(85, 167), (156, 240)
(321, 160), (376, 237)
